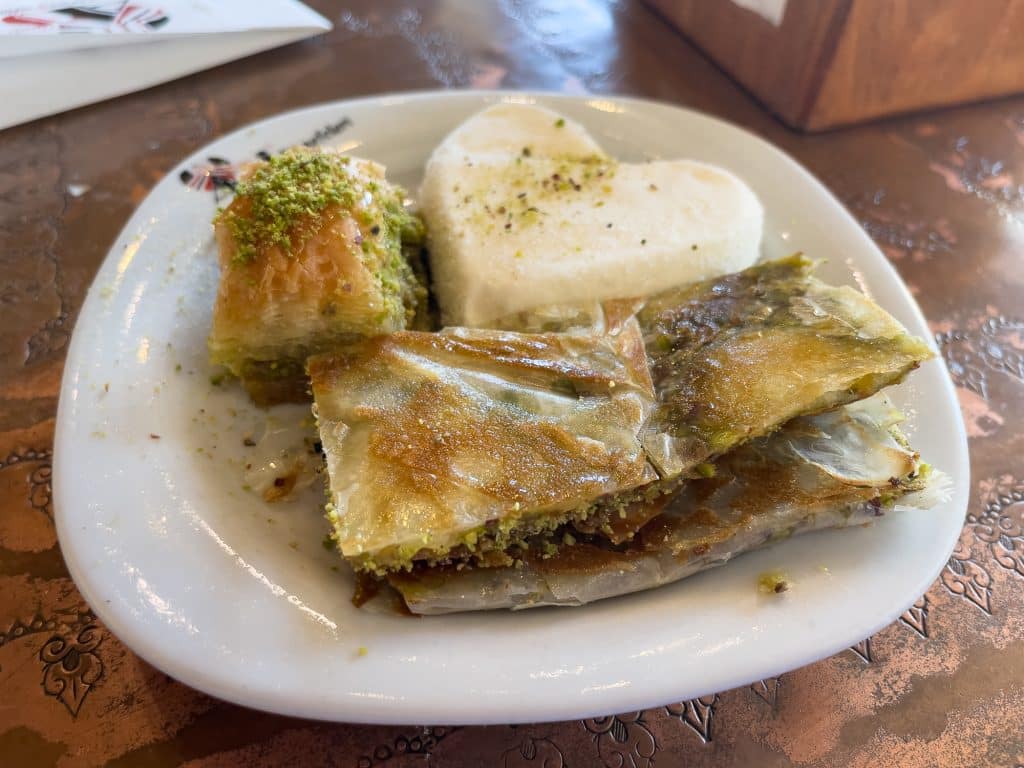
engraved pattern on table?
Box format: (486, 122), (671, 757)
(2, 1), (1023, 764)
(583, 713), (658, 768)
(39, 623), (104, 717)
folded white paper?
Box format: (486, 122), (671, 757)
(0, 1), (332, 130)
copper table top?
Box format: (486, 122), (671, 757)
(2, 1), (1023, 765)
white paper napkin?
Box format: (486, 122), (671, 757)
(0, 1), (332, 130)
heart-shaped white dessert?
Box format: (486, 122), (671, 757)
(419, 102), (764, 327)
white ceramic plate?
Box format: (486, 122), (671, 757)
(54, 91), (969, 725)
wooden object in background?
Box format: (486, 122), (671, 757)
(646, 0), (1024, 130)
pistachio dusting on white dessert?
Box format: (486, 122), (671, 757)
(418, 103), (764, 327)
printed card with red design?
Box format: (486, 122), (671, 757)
(0, 0), (331, 129)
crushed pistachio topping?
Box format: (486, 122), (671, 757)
(218, 148), (360, 264)
(457, 153), (618, 234)
(694, 462), (716, 478)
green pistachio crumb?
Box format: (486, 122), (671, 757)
(555, 118), (565, 127)
(218, 148), (360, 264)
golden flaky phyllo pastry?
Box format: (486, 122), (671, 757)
(309, 319), (659, 574)
(208, 147), (426, 405)
(389, 395), (948, 614)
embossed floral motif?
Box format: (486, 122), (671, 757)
(750, 677), (781, 706)
(356, 727), (459, 767)
(848, 637), (874, 663)
(899, 595), (930, 638)
(582, 712), (657, 768)
(969, 479), (1024, 579)
(839, 188), (956, 264)
(29, 461), (52, 518)
(926, 135), (1024, 209)
(26, 314), (69, 363)
(0, 447), (53, 519)
(975, 318), (1024, 384)
(943, 539), (993, 615)
(502, 735), (566, 767)
(39, 623), (103, 717)
(0, 613), (57, 647)
(938, 329), (990, 399)
(335, 8), (478, 88)
(935, 315), (1024, 438)
(941, 476), (1024, 615)
(664, 695), (718, 743)
(0, 606), (94, 648)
